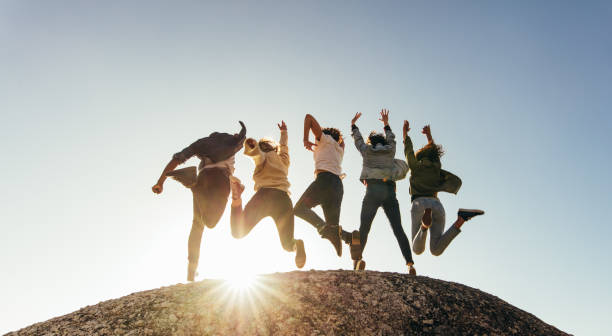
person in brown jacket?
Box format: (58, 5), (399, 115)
(152, 122), (247, 282)
(230, 121), (306, 269)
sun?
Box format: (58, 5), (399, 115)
(225, 272), (259, 292)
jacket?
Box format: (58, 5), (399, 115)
(244, 130), (291, 194)
(403, 135), (462, 198)
(352, 125), (397, 181)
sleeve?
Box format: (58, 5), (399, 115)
(172, 139), (202, 164)
(243, 138), (265, 165)
(403, 135), (418, 171)
(351, 125), (367, 155)
(279, 130), (290, 167)
(384, 125), (396, 153)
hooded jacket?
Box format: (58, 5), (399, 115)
(403, 135), (462, 199)
(352, 125), (398, 181)
(243, 130), (290, 194)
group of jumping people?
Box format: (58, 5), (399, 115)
(152, 110), (484, 281)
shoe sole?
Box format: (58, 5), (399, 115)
(458, 208), (485, 215)
(295, 239), (306, 269)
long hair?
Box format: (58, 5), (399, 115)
(322, 127), (342, 143)
(416, 143), (444, 162)
(258, 138), (279, 153)
(367, 132), (388, 147)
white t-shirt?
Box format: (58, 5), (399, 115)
(313, 133), (344, 177)
(201, 155), (236, 175)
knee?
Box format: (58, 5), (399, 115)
(191, 218), (204, 232)
(281, 240), (295, 252)
(231, 227), (246, 239)
(430, 247), (443, 257)
(293, 202), (310, 218)
(412, 245), (425, 255)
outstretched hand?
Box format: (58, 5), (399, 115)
(278, 120), (287, 131)
(379, 109), (390, 126)
(351, 112), (362, 125)
(422, 125), (431, 136)
(403, 120), (410, 139)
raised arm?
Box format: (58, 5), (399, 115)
(350, 112), (367, 154)
(403, 120), (417, 170)
(422, 125), (434, 144)
(278, 120), (290, 166)
(303, 114), (322, 151)
(379, 108), (396, 146)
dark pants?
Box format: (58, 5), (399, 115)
(189, 168), (230, 265)
(231, 188), (296, 252)
(359, 180), (414, 264)
(294, 172), (343, 231)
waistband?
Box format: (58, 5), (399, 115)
(364, 179), (396, 187)
(411, 194), (437, 202)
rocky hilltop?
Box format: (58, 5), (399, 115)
(6, 270), (569, 335)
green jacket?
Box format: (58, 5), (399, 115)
(403, 135), (462, 199)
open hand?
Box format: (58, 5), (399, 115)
(351, 112), (362, 125)
(379, 109), (390, 126)
(422, 125), (431, 135)
(277, 120), (287, 131)
(403, 120), (410, 139)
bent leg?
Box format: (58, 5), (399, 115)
(271, 190), (297, 252)
(230, 189), (269, 239)
(293, 180), (325, 230)
(193, 168), (231, 229)
(320, 177), (343, 228)
(383, 195), (414, 265)
(410, 199), (428, 255)
(429, 202), (460, 256)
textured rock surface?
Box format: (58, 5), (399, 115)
(6, 270), (569, 335)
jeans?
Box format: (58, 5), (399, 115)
(411, 197), (460, 256)
(294, 172), (344, 231)
(360, 180), (413, 264)
(231, 188), (296, 252)
(188, 168), (230, 266)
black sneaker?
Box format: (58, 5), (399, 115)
(458, 208), (485, 221)
(353, 259), (366, 271)
(295, 239), (306, 269)
(320, 224), (342, 257)
(349, 230), (362, 261)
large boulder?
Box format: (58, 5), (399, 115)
(6, 270), (569, 335)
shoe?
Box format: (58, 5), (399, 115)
(166, 166), (198, 188)
(458, 208), (485, 221)
(294, 239), (306, 269)
(353, 259), (366, 271)
(408, 265), (417, 276)
(349, 230), (362, 261)
(229, 176), (245, 200)
(187, 262), (198, 282)
(320, 224), (342, 257)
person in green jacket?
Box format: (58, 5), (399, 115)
(403, 120), (484, 256)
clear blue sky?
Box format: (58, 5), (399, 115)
(1, 1), (610, 335)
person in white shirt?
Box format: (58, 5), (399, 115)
(294, 114), (346, 257)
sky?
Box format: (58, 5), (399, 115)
(1, 1), (611, 335)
